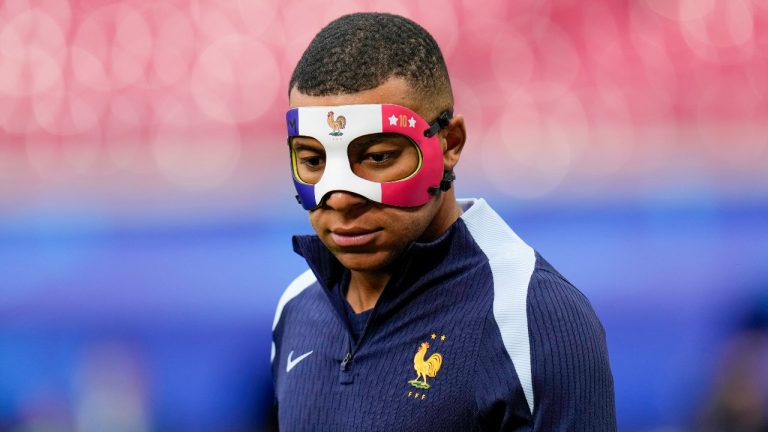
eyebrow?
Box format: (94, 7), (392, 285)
(291, 140), (324, 153)
(349, 134), (409, 149)
(350, 137), (385, 149)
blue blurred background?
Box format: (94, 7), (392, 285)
(1, 0), (767, 430)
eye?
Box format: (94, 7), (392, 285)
(365, 151), (397, 164)
(300, 155), (325, 169)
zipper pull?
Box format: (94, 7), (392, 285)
(339, 352), (354, 385)
(340, 352), (352, 371)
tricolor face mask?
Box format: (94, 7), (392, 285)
(286, 104), (452, 211)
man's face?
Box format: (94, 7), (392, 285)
(289, 78), (444, 273)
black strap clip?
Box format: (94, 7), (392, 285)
(428, 171), (456, 195)
(424, 110), (453, 137)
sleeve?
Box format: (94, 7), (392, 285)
(526, 269), (616, 431)
(474, 269), (616, 431)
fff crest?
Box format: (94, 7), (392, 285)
(408, 333), (446, 391)
(327, 111), (346, 136)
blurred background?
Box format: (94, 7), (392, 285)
(1, 0), (767, 430)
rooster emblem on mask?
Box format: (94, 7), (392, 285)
(327, 111), (346, 136)
(408, 342), (443, 389)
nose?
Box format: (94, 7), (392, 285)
(321, 190), (369, 212)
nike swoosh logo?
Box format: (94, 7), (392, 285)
(286, 350), (314, 373)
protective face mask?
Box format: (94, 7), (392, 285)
(286, 104), (451, 211)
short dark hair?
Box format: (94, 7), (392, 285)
(289, 13), (453, 109)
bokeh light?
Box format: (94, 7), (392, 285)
(191, 36), (280, 124)
(0, 0), (761, 204)
(152, 100), (242, 191)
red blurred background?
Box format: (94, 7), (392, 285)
(2, 0), (766, 208)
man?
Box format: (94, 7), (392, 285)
(271, 12), (616, 431)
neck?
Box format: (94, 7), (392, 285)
(347, 270), (390, 313)
(345, 192), (463, 314)
(420, 189), (463, 242)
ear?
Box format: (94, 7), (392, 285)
(441, 114), (466, 171)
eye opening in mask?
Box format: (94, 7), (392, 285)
(290, 133), (422, 185)
(290, 136), (326, 185)
(347, 133), (422, 183)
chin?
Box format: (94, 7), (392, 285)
(334, 250), (396, 273)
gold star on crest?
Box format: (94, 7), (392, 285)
(441, 335), (446, 341)
(430, 333), (436, 340)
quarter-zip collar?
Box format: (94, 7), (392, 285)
(292, 215), (484, 326)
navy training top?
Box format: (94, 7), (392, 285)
(271, 198), (616, 431)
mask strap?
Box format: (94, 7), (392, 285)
(424, 110), (455, 196)
(428, 170), (456, 195)
(423, 110), (453, 137)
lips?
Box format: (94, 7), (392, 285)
(330, 227), (381, 247)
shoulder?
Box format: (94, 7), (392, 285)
(272, 269), (318, 331)
(458, 197), (537, 350)
(525, 255), (612, 386)
(461, 198), (612, 417)
(458, 197), (601, 331)
(526, 257), (616, 429)
(525, 255), (611, 370)
(459, 198), (533, 258)
(527, 256), (606, 339)
(458, 198), (537, 283)
(459, 198), (537, 412)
